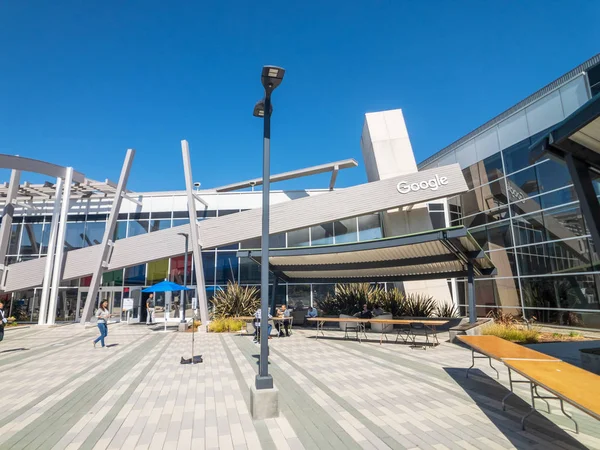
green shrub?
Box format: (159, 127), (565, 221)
(434, 302), (459, 318)
(483, 324), (540, 343)
(208, 318), (245, 333)
(404, 293), (436, 317)
(377, 288), (406, 317)
(316, 283), (373, 315)
(211, 282), (260, 319)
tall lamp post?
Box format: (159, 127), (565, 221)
(253, 65), (285, 390)
(177, 232), (189, 324)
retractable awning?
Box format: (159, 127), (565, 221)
(237, 226), (495, 284)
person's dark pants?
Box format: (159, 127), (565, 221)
(255, 323), (272, 341)
(276, 320), (290, 336)
(0, 327), (4, 342)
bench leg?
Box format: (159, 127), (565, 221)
(467, 350), (498, 379)
(559, 399), (579, 434)
(534, 385), (551, 413)
(522, 382), (537, 430)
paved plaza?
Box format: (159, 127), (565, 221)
(0, 324), (598, 450)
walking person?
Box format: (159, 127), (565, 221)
(146, 294), (155, 325)
(0, 301), (7, 342)
(93, 300), (112, 348)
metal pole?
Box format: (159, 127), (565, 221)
(467, 262), (476, 324)
(256, 92), (273, 390)
(180, 233), (189, 323)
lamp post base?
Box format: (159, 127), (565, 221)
(250, 383), (279, 419)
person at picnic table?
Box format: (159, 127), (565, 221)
(355, 304), (373, 319)
(276, 305), (292, 337)
(306, 306), (318, 319)
(372, 304), (385, 317)
(253, 307), (272, 343)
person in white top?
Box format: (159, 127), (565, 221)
(0, 301), (7, 342)
(93, 300), (113, 348)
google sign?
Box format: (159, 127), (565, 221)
(397, 175), (449, 194)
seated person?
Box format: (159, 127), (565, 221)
(253, 307), (273, 342)
(372, 304), (385, 317)
(275, 305), (292, 337)
(306, 306), (318, 319)
(355, 304), (373, 319)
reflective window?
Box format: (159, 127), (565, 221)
(488, 249), (518, 278)
(481, 180), (508, 211)
(114, 222), (127, 241)
(84, 221), (105, 247)
(218, 209), (239, 216)
(150, 219), (171, 232)
(102, 269), (124, 287)
(543, 204), (586, 242)
(288, 285), (311, 309)
(311, 223), (334, 246)
(502, 139), (532, 175)
(516, 244), (550, 276)
(197, 209), (217, 219)
(124, 264), (146, 286)
(429, 211), (445, 229)
(481, 153), (504, 183)
(513, 212), (545, 247)
(462, 164), (481, 189)
(547, 239), (592, 274)
(216, 252), (238, 284)
(460, 188), (484, 217)
(20, 223), (44, 255)
(202, 251), (216, 284)
(170, 255), (191, 284)
(172, 219), (190, 228)
(312, 284), (335, 309)
(358, 214), (382, 241)
(536, 159), (572, 193)
(8, 224), (21, 255)
(507, 167), (539, 201)
(487, 220), (512, 249)
(65, 222), (85, 251)
(147, 259), (169, 284)
(128, 220), (149, 237)
(469, 226), (487, 248)
(287, 228), (310, 247)
(239, 257), (260, 284)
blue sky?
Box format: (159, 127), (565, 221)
(1, 1), (599, 192)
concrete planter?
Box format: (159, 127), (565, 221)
(580, 348), (600, 375)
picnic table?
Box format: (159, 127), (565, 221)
(307, 317), (448, 346)
(458, 334), (600, 433)
(235, 315), (294, 337)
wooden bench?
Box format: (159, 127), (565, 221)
(458, 335), (600, 433)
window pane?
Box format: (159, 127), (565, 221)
(311, 223), (334, 246)
(537, 159), (572, 193)
(202, 251), (216, 285)
(170, 255), (192, 284)
(216, 252), (238, 284)
(20, 223), (44, 255)
(507, 167), (539, 201)
(543, 204), (586, 242)
(114, 222), (127, 241)
(288, 285), (311, 309)
(547, 239), (593, 274)
(481, 180), (508, 211)
(8, 224), (21, 255)
(516, 244), (550, 276)
(84, 221), (105, 247)
(481, 153), (504, 183)
(239, 257), (260, 284)
(147, 259), (169, 284)
(469, 226), (488, 248)
(172, 219), (190, 228)
(128, 220), (149, 237)
(487, 220), (512, 249)
(287, 229), (310, 247)
(488, 249), (518, 278)
(539, 186), (577, 210)
(358, 214), (382, 241)
(512, 212), (545, 246)
(312, 284), (335, 309)
(502, 138), (531, 174)
(150, 219), (171, 232)
(462, 164), (481, 189)
(333, 218), (358, 244)
(124, 264), (146, 286)
(429, 212), (446, 229)
(65, 222), (85, 251)
(102, 269), (124, 287)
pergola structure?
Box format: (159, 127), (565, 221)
(0, 152), (137, 325)
(238, 226), (496, 323)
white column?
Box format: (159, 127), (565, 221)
(181, 140), (209, 325)
(38, 177), (64, 325)
(0, 169), (21, 281)
(47, 168), (73, 325)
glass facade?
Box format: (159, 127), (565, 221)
(2, 206), (384, 322)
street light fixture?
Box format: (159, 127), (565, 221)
(254, 65), (285, 391)
(177, 232), (189, 325)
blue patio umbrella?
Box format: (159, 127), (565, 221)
(142, 280), (192, 293)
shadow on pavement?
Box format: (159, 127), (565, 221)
(444, 367), (587, 449)
(106, 344), (120, 348)
(0, 347), (29, 353)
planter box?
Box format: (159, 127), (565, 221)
(580, 348), (600, 375)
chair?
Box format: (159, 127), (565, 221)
(407, 322), (439, 347)
(370, 314), (393, 343)
(339, 314), (366, 341)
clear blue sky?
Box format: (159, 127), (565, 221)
(1, 1), (599, 193)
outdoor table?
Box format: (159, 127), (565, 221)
(307, 317), (370, 342)
(234, 316), (293, 337)
(370, 318), (449, 346)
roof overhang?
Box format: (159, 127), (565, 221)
(237, 226), (496, 283)
(530, 93), (600, 170)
